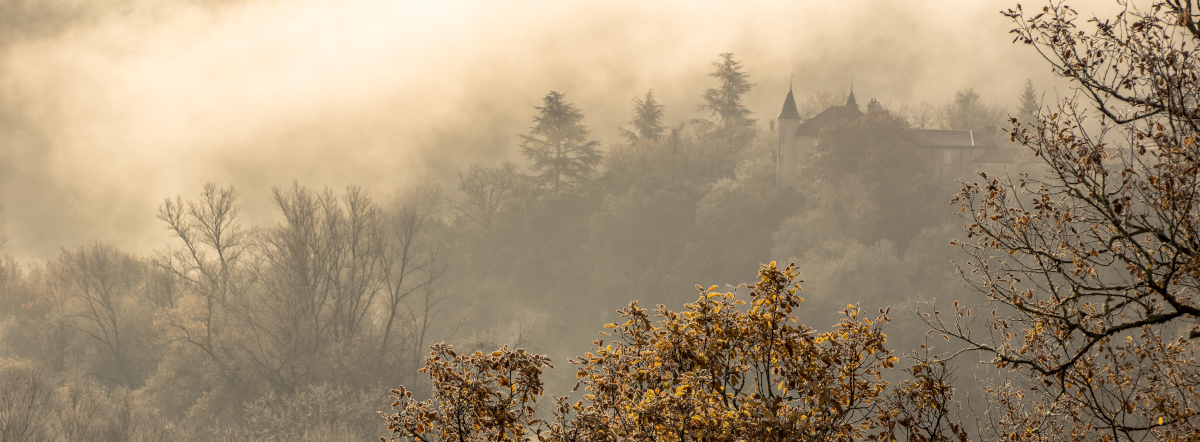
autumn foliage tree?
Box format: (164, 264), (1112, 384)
(382, 263), (967, 442)
(933, 0), (1200, 439)
(380, 344), (552, 441)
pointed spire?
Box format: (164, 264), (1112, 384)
(845, 76), (859, 108)
(778, 88), (800, 120)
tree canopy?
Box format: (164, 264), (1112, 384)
(811, 110), (939, 245)
(520, 91), (603, 192)
(382, 263), (966, 442)
(619, 89), (665, 145)
(934, 1), (1200, 438)
(940, 88), (1003, 135)
(1015, 79), (1038, 126)
(700, 53), (755, 143)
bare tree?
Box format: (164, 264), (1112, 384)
(251, 183), (335, 393)
(798, 90), (844, 120)
(0, 359), (55, 442)
(379, 184), (445, 359)
(328, 186), (384, 343)
(940, 88), (1004, 134)
(54, 244), (144, 386)
(55, 379), (135, 442)
(156, 183), (251, 382)
(898, 101), (939, 129)
(399, 243), (449, 387)
(455, 162), (521, 228)
(248, 183), (387, 392)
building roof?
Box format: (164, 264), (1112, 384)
(778, 89), (800, 120)
(793, 105), (864, 137)
(917, 129), (976, 148)
(845, 90), (858, 108)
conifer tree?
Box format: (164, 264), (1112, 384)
(619, 89), (665, 144)
(519, 91), (602, 192)
(699, 53), (755, 140)
(1016, 79), (1038, 126)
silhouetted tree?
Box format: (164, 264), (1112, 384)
(55, 244), (145, 386)
(1015, 78), (1039, 126)
(898, 101), (938, 129)
(700, 52), (756, 144)
(700, 53), (755, 130)
(455, 162), (522, 228)
(379, 183), (448, 388)
(798, 90), (842, 120)
(251, 183), (391, 392)
(157, 183), (250, 385)
(941, 88), (1003, 135)
(0, 359), (55, 442)
(519, 91), (602, 192)
(619, 89), (665, 144)
(812, 110), (937, 244)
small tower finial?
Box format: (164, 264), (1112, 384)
(789, 74), (793, 91)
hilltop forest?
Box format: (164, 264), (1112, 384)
(5, 0), (1200, 440)
(0, 50), (997, 440)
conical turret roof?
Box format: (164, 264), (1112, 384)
(845, 90), (858, 108)
(778, 89), (800, 120)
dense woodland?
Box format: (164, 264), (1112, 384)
(0, 52), (1006, 440)
(5, 0), (1200, 440)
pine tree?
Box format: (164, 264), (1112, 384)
(519, 91), (602, 192)
(1016, 79), (1038, 126)
(699, 53), (755, 138)
(619, 89), (665, 144)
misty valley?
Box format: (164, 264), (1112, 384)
(3, 1), (1200, 441)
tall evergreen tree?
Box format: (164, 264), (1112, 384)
(699, 53), (755, 137)
(519, 91), (602, 192)
(1016, 79), (1039, 126)
(619, 89), (665, 144)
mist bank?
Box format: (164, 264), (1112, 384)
(0, 0), (1059, 260)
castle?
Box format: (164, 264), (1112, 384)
(775, 88), (1029, 189)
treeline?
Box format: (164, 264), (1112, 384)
(0, 52), (1029, 440)
(0, 183), (447, 440)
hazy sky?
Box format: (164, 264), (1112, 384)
(0, 0), (1085, 259)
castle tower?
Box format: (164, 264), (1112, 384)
(775, 80), (866, 189)
(777, 87), (801, 187)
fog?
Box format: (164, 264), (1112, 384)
(0, 0), (1117, 439)
(1, 0), (1057, 259)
